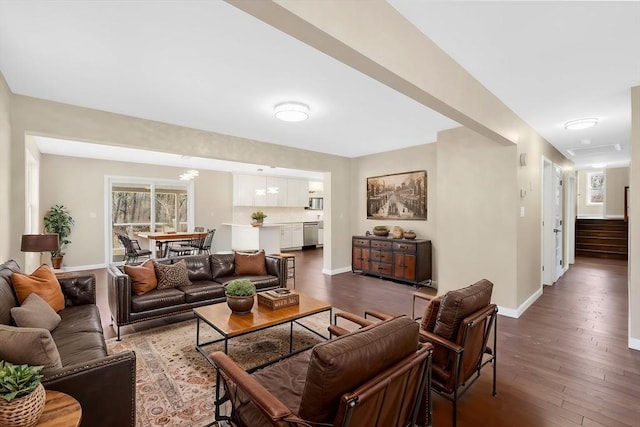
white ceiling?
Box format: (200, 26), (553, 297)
(1, 1), (638, 171)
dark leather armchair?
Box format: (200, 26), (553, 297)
(210, 316), (432, 427)
(335, 279), (497, 427)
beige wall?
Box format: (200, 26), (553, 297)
(629, 86), (640, 348)
(9, 95), (352, 272)
(39, 155), (235, 267)
(351, 142), (438, 280)
(0, 71), (10, 261)
(605, 167), (629, 218)
(577, 170), (604, 217)
(576, 168), (630, 218)
(436, 127), (518, 308)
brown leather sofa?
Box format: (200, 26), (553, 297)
(211, 316), (433, 427)
(107, 252), (286, 339)
(0, 259), (136, 427)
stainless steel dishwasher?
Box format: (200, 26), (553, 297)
(303, 222), (319, 247)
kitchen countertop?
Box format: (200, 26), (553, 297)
(222, 222), (283, 228)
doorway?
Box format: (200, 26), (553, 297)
(542, 158), (564, 285)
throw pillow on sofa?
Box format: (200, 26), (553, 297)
(154, 259), (191, 289)
(234, 250), (267, 276)
(11, 293), (62, 331)
(0, 324), (63, 374)
(125, 260), (158, 295)
(11, 264), (65, 312)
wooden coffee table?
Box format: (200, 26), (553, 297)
(194, 293), (331, 369)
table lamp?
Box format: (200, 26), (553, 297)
(21, 234), (59, 265)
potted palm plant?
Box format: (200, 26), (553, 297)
(225, 279), (256, 315)
(43, 205), (75, 269)
(0, 361), (46, 427)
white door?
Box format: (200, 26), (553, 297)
(542, 159), (564, 285)
(553, 165), (564, 281)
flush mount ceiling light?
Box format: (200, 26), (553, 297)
(274, 102), (310, 122)
(564, 118), (598, 130)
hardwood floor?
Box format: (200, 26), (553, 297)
(94, 250), (640, 427)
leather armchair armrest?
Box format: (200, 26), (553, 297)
(43, 351), (136, 427)
(211, 351), (300, 423)
(334, 311), (376, 329)
(107, 265), (132, 324)
(418, 330), (463, 354)
(364, 310), (395, 321)
(328, 324), (351, 337)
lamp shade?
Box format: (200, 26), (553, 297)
(21, 234), (59, 252)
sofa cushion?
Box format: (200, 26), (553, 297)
(211, 253), (235, 279)
(235, 349), (313, 426)
(234, 251), (267, 276)
(433, 279), (493, 342)
(58, 275), (95, 306)
(131, 288), (185, 312)
(53, 330), (107, 367)
(214, 275), (279, 290)
(11, 293), (61, 331)
(11, 265), (65, 312)
(0, 260), (21, 325)
(178, 281), (225, 303)
(298, 316), (419, 423)
(0, 324), (63, 374)
(174, 255), (213, 281)
(53, 304), (104, 335)
(154, 259), (191, 289)
(124, 260), (157, 295)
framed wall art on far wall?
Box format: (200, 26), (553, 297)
(366, 170), (427, 220)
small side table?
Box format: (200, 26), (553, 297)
(37, 390), (82, 427)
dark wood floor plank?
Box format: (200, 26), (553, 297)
(92, 251), (640, 426)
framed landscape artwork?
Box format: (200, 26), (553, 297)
(366, 170), (427, 220)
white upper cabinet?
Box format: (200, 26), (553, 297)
(266, 177), (287, 207)
(287, 178), (310, 208)
(234, 174), (310, 207)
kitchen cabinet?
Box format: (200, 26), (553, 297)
(266, 177), (287, 207)
(286, 178), (310, 207)
(292, 223), (304, 247)
(352, 236), (432, 286)
(280, 224), (293, 249)
(233, 174), (310, 207)
(280, 222), (304, 249)
(318, 228), (324, 246)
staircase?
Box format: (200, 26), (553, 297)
(575, 218), (628, 260)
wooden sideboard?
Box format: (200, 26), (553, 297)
(352, 235), (432, 286)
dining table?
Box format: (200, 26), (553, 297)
(136, 231), (209, 258)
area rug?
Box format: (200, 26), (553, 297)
(106, 313), (331, 427)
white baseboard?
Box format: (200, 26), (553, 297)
(497, 287), (543, 319)
(54, 263), (107, 273)
(323, 266), (352, 275)
(629, 337), (640, 351)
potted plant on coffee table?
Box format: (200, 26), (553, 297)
(43, 204), (75, 269)
(0, 361), (46, 427)
(225, 279), (256, 315)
